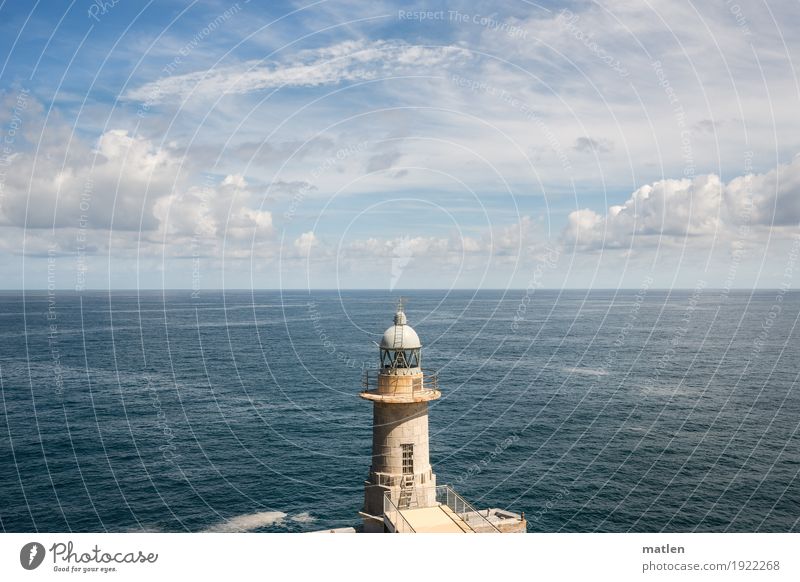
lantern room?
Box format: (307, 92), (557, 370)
(379, 308), (421, 371)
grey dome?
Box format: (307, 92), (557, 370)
(380, 309), (421, 349)
(380, 325), (421, 349)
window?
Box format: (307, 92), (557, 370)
(380, 348), (421, 369)
(401, 444), (414, 474)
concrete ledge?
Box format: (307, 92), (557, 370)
(359, 389), (441, 403)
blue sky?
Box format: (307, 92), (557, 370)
(1, 0), (799, 289)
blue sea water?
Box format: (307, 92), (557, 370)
(0, 289), (798, 533)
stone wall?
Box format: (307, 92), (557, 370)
(362, 400), (437, 530)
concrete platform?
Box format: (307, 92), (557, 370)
(386, 504), (475, 533)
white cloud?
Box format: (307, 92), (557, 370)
(491, 215), (534, 255)
(126, 40), (472, 103)
(153, 173), (274, 254)
(345, 235), (450, 259)
(293, 231), (317, 255)
(725, 155), (800, 226)
(334, 217), (537, 268)
(0, 126), (181, 231)
(0, 102), (278, 266)
(564, 155), (800, 250)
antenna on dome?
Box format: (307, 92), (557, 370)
(394, 296), (407, 327)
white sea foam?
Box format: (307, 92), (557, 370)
(290, 511), (316, 523)
(204, 511), (287, 532)
(563, 366), (608, 377)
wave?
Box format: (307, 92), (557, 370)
(204, 511), (287, 532)
(290, 511), (316, 524)
(563, 366), (608, 376)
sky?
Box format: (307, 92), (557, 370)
(0, 0), (799, 289)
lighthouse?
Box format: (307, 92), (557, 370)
(359, 301), (440, 532)
(358, 302), (527, 533)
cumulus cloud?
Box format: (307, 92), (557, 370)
(725, 155), (800, 226)
(491, 215), (534, 255)
(563, 155), (800, 250)
(293, 231), (317, 255)
(0, 127), (181, 231)
(151, 172), (274, 264)
(126, 40), (471, 103)
(0, 101), (278, 263)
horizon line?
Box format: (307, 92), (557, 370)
(1, 287), (795, 292)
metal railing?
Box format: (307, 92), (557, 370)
(383, 490), (416, 533)
(361, 368), (439, 394)
(436, 485), (501, 533)
(382, 485), (501, 533)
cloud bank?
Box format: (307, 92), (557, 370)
(564, 155), (800, 251)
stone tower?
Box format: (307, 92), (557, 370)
(359, 302), (441, 532)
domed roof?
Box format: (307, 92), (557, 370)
(380, 309), (421, 349)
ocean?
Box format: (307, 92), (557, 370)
(0, 289), (798, 532)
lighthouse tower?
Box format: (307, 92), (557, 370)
(359, 302), (440, 532)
